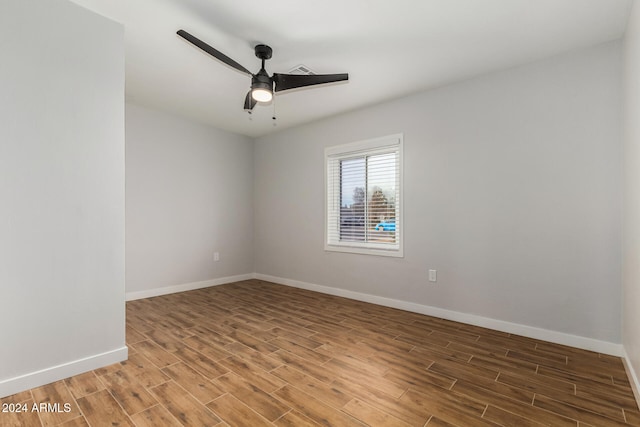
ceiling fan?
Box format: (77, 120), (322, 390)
(177, 30), (349, 112)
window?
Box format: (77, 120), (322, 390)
(325, 134), (403, 257)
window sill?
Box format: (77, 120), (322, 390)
(324, 243), (404, 258)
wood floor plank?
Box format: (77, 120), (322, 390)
(187, 325), (235, 347)
(76, 389), (135, 427)
(367, 343), (434, 371)
(271, 364), (352, 408)
(273, 410), (319, 427)
(489, 396), (578, 427)
(451, 375), (535, 406)
(126, 326), (147, 345)
(172, 346), (228, 380)
(446, 339), (509, 358)
(302, 319), (354, 337)
(469, 352), (539, 375)
(213, 372), (291, 422)
(118, 352), (171, 388)
(57, 416), (90, 427)
(316, 339), (376, 362)
(478, 333), (540, 352)
(482, 405), (547, 427)
(496, 371), (576, 396)
(269, 327), (322, 350)
(357, 333), (415, 356)
(317, 348), (389, 377)
(93, 361), (125, 377)
(576, 387), (640, 412)
(324, 357), (407, 399)
(226, 330), (279, 354)
(428, 358), (500, 382)
(537, 365), (636, 402)
(269, 337), (331, 365)
(164, 311), (198, 329)
(144, 328), (190, 352)
(425, 416), (460, 426)
(0, 390), (32, 405)
(409, 340), (473, 363)
(161, 362), (225, 404)
(384, 365), (456, 391)
(624, 409), (640, 424)
(536, 387), (628, 422)
(273, 385), (365, 427)
(380, 321), (434, 340)
(64, 371), (105, 399)
(130, 405), (182, 427)
(224, 341), (283, 371)
(506, 349), (569, 368)
(342, 398), (414, 427)
(534, 341), (599, 359)
(206, 393), (272, 427)
(530, 345), (576, 362)
(183, 335), (233, 361)
(268, 326), (320, 342)
(308, 331), (362, 351)
(269, 350), (334, 384)
(130, 340), (181, 368)
(0, 399), (42, 427)
(427, 330), (482, 348)
(399, 387), (497, 427)
(99, 369), (159, 416)
(218, 356), (286, 393)
(150, 381), (222, 426)
(567, 356), (628, 377)
(331, 378), (430, 426)
(31, 381), (82, 426)
(533, 394), (630, 427)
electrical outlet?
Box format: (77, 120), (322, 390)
(214, 252), (220, 262)
(428, 269), (437, 282)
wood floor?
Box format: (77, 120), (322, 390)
(2, 280), (639, 427)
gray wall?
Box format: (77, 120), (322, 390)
(623, 0), (640, 394)
(254, 41), (623, 344)
(125, 104), (254, 295)
(0, 0), (126, 396)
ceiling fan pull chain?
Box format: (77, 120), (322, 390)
(272, 98), (277, 127)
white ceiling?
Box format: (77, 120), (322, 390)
(70, 0), (632, 138)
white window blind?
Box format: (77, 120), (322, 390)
(325, 134), (403, 257)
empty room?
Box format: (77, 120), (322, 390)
(3, 0), (640, 425)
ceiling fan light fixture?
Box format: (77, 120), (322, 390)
(251, 73), (273, 103)
(251, 87), (273, 103)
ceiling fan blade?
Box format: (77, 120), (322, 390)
(177, 30), (252, 76)
(244, 91), (257, 111)
(273, 73), (348, 92)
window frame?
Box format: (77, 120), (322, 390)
(324, 134), (404, 257)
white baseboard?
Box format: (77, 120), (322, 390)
(0, 346), (127, 399)
(623, 350), (640, 409)
(125, 273), (255, 301)
(254, 273), (624, 357)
